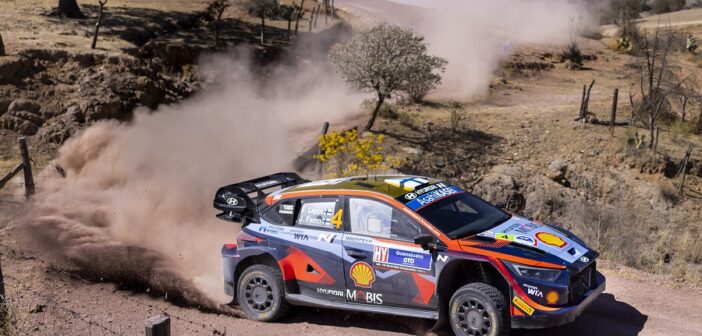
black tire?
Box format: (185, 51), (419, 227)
(237, 264), (289, 322)
(449, 283), (509, 336)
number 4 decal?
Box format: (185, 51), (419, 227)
(331, 209), (344, 229)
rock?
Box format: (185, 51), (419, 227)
(548, 160), (568, 173)
(401, 147), (422, 155)
(564, 60), (583, 70)
(8, 99), (40, 114)
(0, 56), (30, 84)
(0, 100), (10, 116)
(37, 123), (73, 144)
(473, 172), (517, 203)
(29, 304), (46, 314)
(0, 115), (39, 135)
(546, 169), (566, 182)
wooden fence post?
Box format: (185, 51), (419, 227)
(295, 0), (305, 35)
(679, 147), (692, 194)
(578, 84), (586, 120)
(145, 314), (170, 336)
(313, 5), (320, 28)
(91, 0), (108, 49)
(0, 257), (6, 327)
(317, 122), (330, 179)
(0, 32), (5, 56)
(610, 88), (618, 134)
(17, 137), (34, 199)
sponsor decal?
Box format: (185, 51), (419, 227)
(406, 186), (464, 210)
(317, 233), (337, 243)
(316, 288), (344, 298)
(350, 262), (375, 288)
(512, 296), (535, 316)
(226, 198), (239, 206)
(316, 287), (384, 304)
(257, 225), (279, 235)
(372, 247), (432, 273)
(546, 290), (560, 305)
(515, 235), (537, 246)
(505, 222), (541, 235)
(535, 232), (568, 248)
(523, 284), (543, 298)
(579, 256), (590, 263)
(402, 182), (447, 201)
(385, 177), (430, 191)
(347, 289), (383, 304)
(343, 235), (375, 245)
(373, 246), (389, 262)
(293, 233), (309, 241)
(437, 255), (449, 263)
(272, 194), (282, 201)
(279, 204), (294, 215)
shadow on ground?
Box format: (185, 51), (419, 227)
(382, 124), (504, 184)
(277, 293), (646, 336)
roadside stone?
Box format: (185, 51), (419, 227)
(8, 99), (41, 114)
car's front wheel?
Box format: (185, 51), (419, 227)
(237, 264), (289, 322)
(449, 283), (509, 336)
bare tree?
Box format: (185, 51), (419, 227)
(91, 0), (108, 49)
(632, 26), (692, 149)
(331, 24), (447, 131)
(241, 0), (278, 45)
(206, 0), (231, 46)
(0, 32), (5, 56)
(58, 0), (85, 19)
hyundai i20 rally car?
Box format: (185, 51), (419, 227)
(214, 173), (605, 336)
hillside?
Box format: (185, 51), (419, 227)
(0, 1), (701, 336)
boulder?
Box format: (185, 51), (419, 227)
(8, 99), (41, 114)
(473, 172), (517, 203)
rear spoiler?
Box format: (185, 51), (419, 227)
(213, 172), (309, 224)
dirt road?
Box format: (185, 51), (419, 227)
(2, 237), (699, 336)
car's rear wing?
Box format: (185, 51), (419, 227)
(213, 172), (309, 224)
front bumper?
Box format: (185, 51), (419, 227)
(511, 272), (606, 329)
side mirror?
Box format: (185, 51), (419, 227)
(414, 234), (435, 250)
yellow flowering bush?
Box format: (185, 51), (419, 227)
(315, 129), (401, 177)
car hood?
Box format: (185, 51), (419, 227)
(474, 216), (589, 264)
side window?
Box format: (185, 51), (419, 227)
(348, 198), (425, 241)
(261, 199), (297, 226)
(295, 198), (342, 230)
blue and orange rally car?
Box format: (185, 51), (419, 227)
(214, 173), (605, 336)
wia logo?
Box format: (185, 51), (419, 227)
(524, 285), (544, 298)
(294, 233), (309, 240)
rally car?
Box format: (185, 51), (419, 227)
(214, 173), (605, 336)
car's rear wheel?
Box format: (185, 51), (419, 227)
(449, 283), (508, 336)
(237, 264), (289, 322)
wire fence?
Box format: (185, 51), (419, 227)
(0, 241), (232, 336)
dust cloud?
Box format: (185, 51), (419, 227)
(344, 0), (594, 98)
(14, 47), (361, 307)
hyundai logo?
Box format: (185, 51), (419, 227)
(226, 198), (239, 206)
(579, 256), (590, 263)
(405, 192), (417, 200)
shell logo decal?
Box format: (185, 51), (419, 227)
(535, 232), (568, 248)
(350, 262), (375, 288)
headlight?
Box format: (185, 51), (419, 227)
(505, 261), (562, 282)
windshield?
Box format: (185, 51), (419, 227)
(416, 192), (511, 239)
